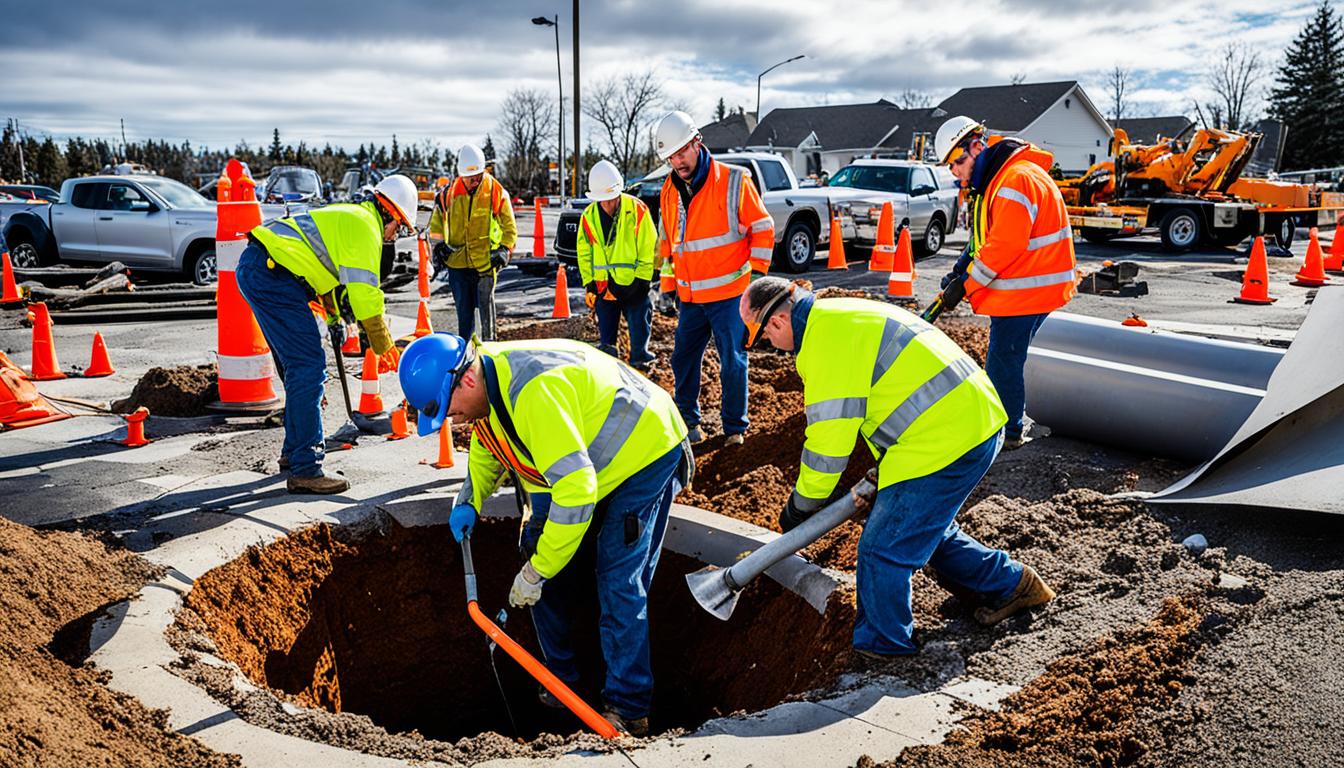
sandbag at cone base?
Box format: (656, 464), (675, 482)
(0, 352), (70, 429)
(1232, 236), (1277, 305)
(26, 302), (65, 381)
(825, 217), (847, 270)
(84, 332), (116, 377)
(1290, 227), (1331, 287)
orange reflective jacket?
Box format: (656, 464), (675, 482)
(965, 145), (1077, 316)
(657, 159), (774, 303)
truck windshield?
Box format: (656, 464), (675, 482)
(268, 170), (319, 197)
(829, 165), (912, 194)
(140, 178), (210, 208)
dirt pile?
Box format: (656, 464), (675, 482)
(113, 364), (219, 416)
(0, 517), (239, 767)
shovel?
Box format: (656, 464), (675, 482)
(327, 323), (392, 441)
(685, 472), (876, 621)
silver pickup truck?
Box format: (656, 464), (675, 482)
(827, 159), (961, 256)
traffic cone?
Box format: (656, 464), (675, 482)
(1232, 236), (1277, 305)
(533, 200), (546, 258)
(121, 407), (152, 448)
(826, 217), (848, 270)
(84, 332), (115, 377)
(341, 326), (361, 355)
(1121, 313), (1148, 328)
(552, 266), (572, 319)
(1290, 227), (1330, 287)
(1, 251), (22, 306)
(414, 300), (433, 337)
(388, 401), (411, 440)
(887, 226), (916, 300)
(417, 234), (431, 300)
(26, 302), (65, 381)
(0, 351), (70, 429)
(868, 202), (896, 272)
(1326, 221), (1344, 273)
(432, 420), (456, 468)
(357, 348), (385, 414)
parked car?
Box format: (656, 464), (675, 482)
(1, 175), (223, 284)
(827, 159), (960, 256)
(258, 166), (326, 207)
(333, 164), (386, 202)
(0, 184), (60, 204)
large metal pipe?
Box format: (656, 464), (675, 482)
(1024, 313), (1285, 463)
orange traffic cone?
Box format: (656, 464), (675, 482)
(341, 326), (361, 355)
(533, 200), (546, 258)
(552, 266), (572, 319)
(84, 332), (115, 377)
(26, 302), (65, 381)
(121, 407), (152, 448)
(1326, 222), (1344, 273)
(1121, 313), (1148, 327)
(214, 158), (279, 411)
(357, 348), (385, 414)
(432, 420), (456, 468)
(1, 251), (22, 306)
(388, 401), (411, 440)
(1290, 227), (1330, 286)
(0, 351), (70, 429)
(417, 234), (431, 300)
(868, 202), (896, 272)
(414, 301), (434, 337)
(887, 226), (917, 300)
(826, 217), (848, 270)
(1232, 236), (1277, 305)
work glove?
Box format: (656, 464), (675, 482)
(778, 493), (814, 533)
(449, 504), (477, 543)
(378, 345), (401, 373)
(852, 468), (879, 517)
(584, 282), (598, 310)
(489, 247), (510, 272)
(939, 271), (968, 312)
(508, 560), (546, 607)
(432, 241), (452, 269)
(625, 278), (651, 306)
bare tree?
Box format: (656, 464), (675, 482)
(1010, 72), (1028, 86)
(584, 69), (666, 176)
(1107, 66), (1130, 127)
(497, 88), (556, 195)
(894, 88), (932, 109)
(1205, 42), (1265, 130)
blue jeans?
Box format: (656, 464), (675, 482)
(854, 431), (1021, 655)
(670, 296), (748, 434)
(595, 294), (654, 366)
(447, 267), (497, 341)
(986, 313), (1049, 439)
(234, 244), (327, 478)
(528, 445), (683, 719)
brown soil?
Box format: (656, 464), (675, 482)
(0, 517), (240, 767)
(113, 364), (219, 417)
(179, 514), (855, 761)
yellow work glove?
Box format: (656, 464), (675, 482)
(361, 315), (395, 356)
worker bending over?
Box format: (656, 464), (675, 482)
(398, 333), (692, 735)
(740, 277), (1054, 657)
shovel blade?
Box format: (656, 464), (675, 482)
(685, 565), (740, 621)
(351, 411), (393, 435)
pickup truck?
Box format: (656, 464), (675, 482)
(828, 159), (961, 256)
(551, 151), (858, 273)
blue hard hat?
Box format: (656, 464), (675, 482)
(398, 333), (470, 437)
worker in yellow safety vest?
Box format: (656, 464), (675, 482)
(739, 276), (1055, 657)
(398, 333), (692, 736)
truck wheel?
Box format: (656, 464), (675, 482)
(775, 219), (816, 274)
(1158, 208), (1200, 252)
(8, 238), (47, 269)
(188, 247), (218, 285)
(915, 216), (945, 257)
(1271, 216), (1296, 251)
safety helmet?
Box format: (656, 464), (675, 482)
(372, 174), (418, 228)
(586, 160), (624, 202)
(935, 116), (986, 165)
(457, 144), (487, 177)
(654, 111), (701, 161)
(435, 175), (450, 189)
(399, 333), (472, 437)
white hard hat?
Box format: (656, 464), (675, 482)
(935, 116), (985, 165)
(654, 111), (701, 161)
(373, 174), (418, 228)
(586, 160), (624, 202)
(457, 144), (487, 177)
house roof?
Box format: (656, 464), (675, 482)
(878, 107), (944, 150)
(1117, 116), (1195, 144)
(934, 81), (1079, 132)
(699, 112), (758, 152)
(745, 100), (905, 151)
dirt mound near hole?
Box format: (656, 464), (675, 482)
(113, 364), (219, 416)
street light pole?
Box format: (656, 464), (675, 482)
(756, 54), (805, 120)
(531, 15), (565, 200)
(572, 0), (581, 197)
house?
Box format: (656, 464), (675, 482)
(743, 100), (911, 179)
(699, 112), (757, 153)
(1116, 116), (1195, 144)
(935, 81), (1113, 174)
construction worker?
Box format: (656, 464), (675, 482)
(933, 116), (1077, 449)
(654, 110), (774, 445)
(237, 175), (415, 494)
(740, 277), (1055, 657)
(428, 144), (517, 341)
(398, 333), (691, 736)
(577, 159), (657, 372)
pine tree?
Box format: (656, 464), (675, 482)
(269, 128), (283, 163)
(391, 134), (400, 164)
(1271, 1), (1344, 169)
(482, 134), (496, 161)
(715, 98), (727, 122)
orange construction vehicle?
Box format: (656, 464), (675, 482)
(1059, 126), (1344, 252)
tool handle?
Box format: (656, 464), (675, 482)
(920, 294), (945, 323)
(460, 538), (479, 602)
(328, 320), (357, 418)
(467, 600), (619, 739)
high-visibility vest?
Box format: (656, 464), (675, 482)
(577, 193), (656, 288)
(657, 159), (774, 303)
(793, 298), (1006, 507)
(248, 202), (386, 321)
(430, 173), (517, 272)
(965, 145), (1077, 316)
(455, 339), (688, 578)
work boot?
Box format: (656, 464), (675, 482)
(974, 565), (1056, 625)
(1003, 433), (1033, 451)
(537, 685), (566, 710)
(602, 709), (649, 737)
(687, 426), (704, 444)
(277, 455), (290, 471)
(287, 473), (350, 495)
(725, 433), (745, 446)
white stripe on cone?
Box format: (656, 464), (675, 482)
(889, 272), (913, 282)
(361, 380), (380, 395)
(216, 238), (246, 273)
(217, 353), (274, 380)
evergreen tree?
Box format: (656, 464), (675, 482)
(269, 128), (283, 162)
(391, 134), (400, 164)
(1271, 1), (1344, 169)
(715, 98), (727, 122)
(482, 134), (496, 161)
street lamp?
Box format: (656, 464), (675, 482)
(532, 15), (565, 200)
(756, 54), (805, 120)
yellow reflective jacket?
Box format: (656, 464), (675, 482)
(249, 202), (386, 322)
(793, 297), (1006, 507)
(576, 193), (656, 286)
(454, 339), (687, 578)
(428, 173), (518, 272)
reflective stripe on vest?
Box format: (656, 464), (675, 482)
(549, 500), (596, 525)
(473, 420), (547, 486)
(676, 262), (751, 292)
(1028, 224), (1073, 251)
(869, 357), (979, 451)
(806, 396), (867, 424)
(970, 260), (1075, 291)
(266, 215), (342, 280)
(996, 186), (1038, 223)
(801, 446), (850, 474)
(543, 450), (594, 486)
(871, 316), (934, 385)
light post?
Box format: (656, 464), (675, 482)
(756, 54), (805, 120)
(532, 15), (565, 200)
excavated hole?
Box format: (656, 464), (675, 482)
(184, 515), (855, 743)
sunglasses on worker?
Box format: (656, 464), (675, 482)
(743, 285), (795, 350)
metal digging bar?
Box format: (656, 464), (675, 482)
(686, 474), (876, 621)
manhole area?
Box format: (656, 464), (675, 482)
(183, 517), (855, 743)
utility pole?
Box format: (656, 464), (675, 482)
(121, 118), (128, 160)
(531, 14), (565, 200)
(756, 55), (806, 121)
(12, 119), (26, 181)
(572, 0), (581, 196)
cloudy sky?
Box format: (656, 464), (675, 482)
(0, 0), (1319, 155)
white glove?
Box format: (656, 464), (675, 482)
(508, 561), (545, 607)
